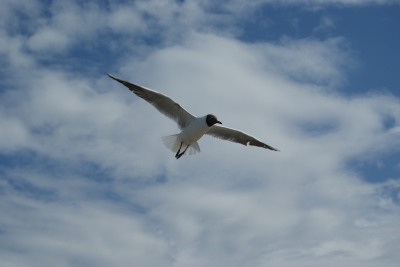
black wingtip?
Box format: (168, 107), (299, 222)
(266, 145), (280, 152)
(107, 74), (127, 86)
(107, 73), (118, 81)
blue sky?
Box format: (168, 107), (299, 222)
(1, 0), (400, 266)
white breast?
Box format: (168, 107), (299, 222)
(178, 116), (210, 146)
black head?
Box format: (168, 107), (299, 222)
(206, 114), (222, 127)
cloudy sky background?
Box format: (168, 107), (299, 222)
(1, 0), (400, 266)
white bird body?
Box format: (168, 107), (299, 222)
(179, 115), (210, 145)
(108, 74), (279, 159)
(162, 115), (210, 156)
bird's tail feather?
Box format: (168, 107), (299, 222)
(161, 135), (201, 155)
(187, 141), (200, 155)
(162, 134), (182, 153)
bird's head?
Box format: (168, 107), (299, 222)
(206, 114), (222, 127)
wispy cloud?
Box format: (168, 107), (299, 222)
(0, 0), (399, 266)
(313, 16), (336, 32)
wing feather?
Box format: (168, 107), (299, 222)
(206, 124), (279, 151)
(108, 74), (195, 129)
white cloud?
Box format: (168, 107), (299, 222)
(0, 115), (29, 151)
(0, 30), (32, 67)
(0, 174), (171, 267)
(0, 1), (400, 267)
(28, 27), (70, 52)
(0, 0), (42, 29)
(107, 7), (147, 34)
(1, 31), (400, 266)
(313, 16), (336, 32)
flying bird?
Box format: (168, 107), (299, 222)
(108, 74), (279, 159)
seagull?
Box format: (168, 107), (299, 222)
(108, 74), (279, 159)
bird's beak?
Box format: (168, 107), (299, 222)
(217, 121), (222, 124)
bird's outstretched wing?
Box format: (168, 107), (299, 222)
(108, 74), (196, 129)
(206, 124), (279, 151)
